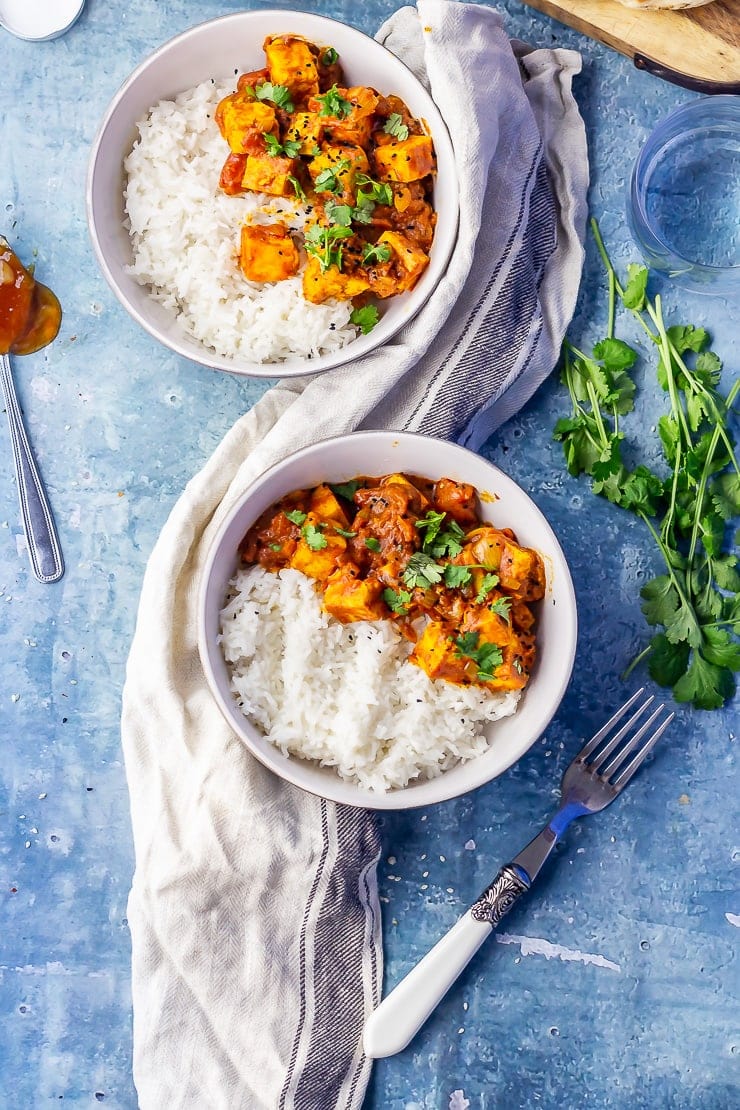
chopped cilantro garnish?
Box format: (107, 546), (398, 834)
(322, 47), (339, 66)
(330, 479), (362, 501)
(454, 632), (504, 681)
(287, 174), (306, 200)
(362, 242), (392, 266)
(402, 552), (444, 590)
(350, 305), (379, 335)
(313, 158), (351, 195)
(303, 523), (328, 550)
(365, 537), (381, 552)
(316, 83), (353, 118)
(383, 587), (412, 616)
(285, 509), (307, 526)
(443, 564), (472, 588)
(489, 597), (512, 623)
(333, 525), (357, 538)
(263, 133), (301, 158)
(355, 174), (393, 208)
(254, 81), (294, 111)
(269, 542), (282, 552)
(325, 202), (354, 227)
(383, 113), (409, 141)
(475, 573), (499, 603)
(304, 222), (352, 273)
(415, 511), (466, 559)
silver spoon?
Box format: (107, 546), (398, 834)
(1, 353), (64, 581)
(0, 0), (85, 41)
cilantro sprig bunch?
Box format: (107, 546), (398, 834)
(554, 220), (740, 709)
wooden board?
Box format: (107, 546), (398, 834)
(521, 0), (740, 90)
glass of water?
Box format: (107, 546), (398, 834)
(627, 95), (740, 296)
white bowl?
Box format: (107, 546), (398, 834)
(86, 9), (458, 379)
(198, 432), (578, 810)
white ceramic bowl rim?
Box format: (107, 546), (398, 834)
(198, 431), (578, 810)
(86, 9), (459, 379)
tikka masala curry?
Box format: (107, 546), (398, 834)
(215, 34), (436, 324)
(241, 473), (545, 693)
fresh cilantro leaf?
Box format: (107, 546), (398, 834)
(640, 576), (679, 627)
(316, 84), (353, 118)
(429, 520), (466, 560)
(304, 222), (352, 272)
(415, 510), (446, 545)
(325, 202), (353, 227)
(475, 573), (499, 603)
(254, 81), (294, 111)
(303, 523), (328, 550)
(701, 627), (740, 671)
(313, 158), (350, 194)
(285, 509), (307, 526)
(350, 305), (379, 334)
(700, 511), (725, 558)
(489, 597), (512, 623)
(591, 435), (624, 483)
(351, 197), (375, 224)
(321, 47), (338, 65)
(330, 479), (361, 501)
(365, 537), (381, 552)
(657, 415), (679, 464)
(333, 526), (356, 538)
(665, 594), (702, 649)
(263, 133), (301, 158)
(443, 564), (472, 588)
(647, 633), (690, 688)
(593, 337), (637, 373)
(621, 263), (648, 310)
(711, 472), (740, 521)
(712, 554), (740, 593)
(617, 465), (664, 517)
(667, 324), (708, 355)
(454, 631), (504, 681)
(383, 113), (409, 141)
(553, 414), (602, 477)
(402, 552), (444, 590)
(383, 587), (411, 615)
(694, 349), (722, 381)
(287, 174), (305, 200)
(362, 242), (393, 265)
(604, 369), (637, 416)
(673, 651), (735, 710)
(355, 174), (393, 207)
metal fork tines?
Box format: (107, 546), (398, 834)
(567, 686), (675, 801)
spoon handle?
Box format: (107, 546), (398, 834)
(0, 353), (64, 582)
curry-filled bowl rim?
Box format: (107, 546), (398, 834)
(198, 430), (578, 810)
(86, 9), (459, 379)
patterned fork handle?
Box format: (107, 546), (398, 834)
(1, 354), (64, 582)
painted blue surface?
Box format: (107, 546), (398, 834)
(0, 1), (738, 1107)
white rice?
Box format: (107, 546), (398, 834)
(219, 566), (521, 793)
(123, 79), (357, 363)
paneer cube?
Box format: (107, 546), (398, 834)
(377, 231), (429, 292)
(239, 224), (300, 283)
(465, 527), (545, 600)
(241, 152), (298, 197)
(308, 144), (369, 204)
(309, 86), (378, 147)
(263, 34), (319, 100)
(216, 93), (277, 155)
(323, 571), (386, 624)
(373, 135), (436, 182)
(411, 622), (473, 685)
(302, 257), (372, 304)
(284, 111), (322, 155)
(309, 484), (350, 527)
(290, 514), (346, 582)
(236, 68), (270, 94)
(432, 478), (478, 524)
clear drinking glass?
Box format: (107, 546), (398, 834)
(627, 95), (740, 296)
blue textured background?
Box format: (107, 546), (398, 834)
(1, 1), (738, 1107)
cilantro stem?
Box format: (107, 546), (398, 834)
(621, 643), (652, 680)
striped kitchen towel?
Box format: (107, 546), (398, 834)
(120, 3), (588, 1108)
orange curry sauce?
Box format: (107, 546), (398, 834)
(215, 34), (436, 308)
(0, 237), (62, 356)
(241, 473), (545, 693)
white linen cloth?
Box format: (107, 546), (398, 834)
(121, 3), (588, 1107)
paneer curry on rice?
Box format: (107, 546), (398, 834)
(241, 473), (545, 694)
(214, 34), (437, 325)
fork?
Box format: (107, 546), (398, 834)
(363, 688), (674, 1059)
